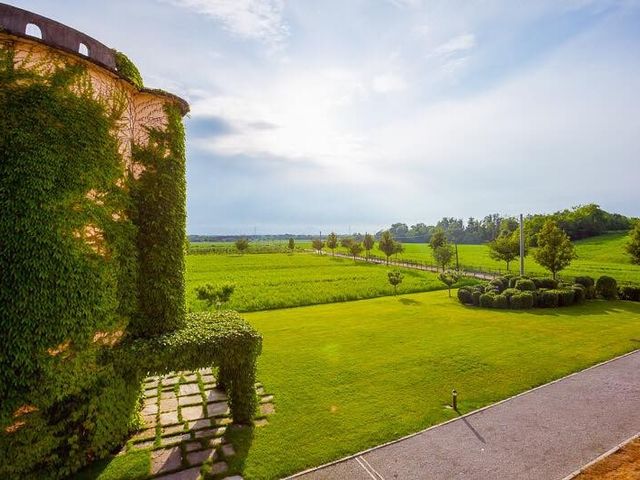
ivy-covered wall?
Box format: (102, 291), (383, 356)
(0, 34), (261, 479)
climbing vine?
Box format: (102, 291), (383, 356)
(0, 41), (261, 479)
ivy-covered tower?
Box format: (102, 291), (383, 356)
(0, 4), (237, 478)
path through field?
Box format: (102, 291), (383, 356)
(317, 250), (498, 281)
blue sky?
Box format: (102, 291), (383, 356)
(11, 0), (640, 234)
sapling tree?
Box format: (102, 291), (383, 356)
(326, 232), (338, 256)
(433, 243), (454, 271)
(438, 271), (460, 297)
(488, 230), (526, 271)
(533, 220), (576, 279)
(340, 237), (354, 249)
(388, 270), (404, 295)
(195, 282), (236, 310)
(363, 233), (375, 260)
(379, 230), (396, 265)
(311, 238), (325, 254)
(235, 237), (249, 254)
(393, 241), (405, 260)
(349, 241), (363, 261)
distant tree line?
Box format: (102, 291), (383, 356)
(376, 204), (634, 246)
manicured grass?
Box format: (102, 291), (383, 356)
(226, 291), (640, 479)
(185, 252), (476, 312)
(73, 450), (150, 480)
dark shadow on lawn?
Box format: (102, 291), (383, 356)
(465, 299), (640, 318)
(224, 423), (256, 477)
(398, 297), (422, 306)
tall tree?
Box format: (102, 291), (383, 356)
(326, 232), (338, 256)
(378, 230), (396, 265)
(533, 220), (576, 279)
(626, 222), (640, 264)
(311, 238), (325, 254)
(363, 233), (375, 260)
(488, 230), (526, 271)
(288, 238), (295, 253)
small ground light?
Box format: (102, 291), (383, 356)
(452, 389), (458, 410)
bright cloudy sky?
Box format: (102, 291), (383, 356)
(12, 0), (640, 234)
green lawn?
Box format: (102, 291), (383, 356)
(185, 252), (476, 312)
(224, 291), (640, 479)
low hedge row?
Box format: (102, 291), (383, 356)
(458, 273), (637, 309)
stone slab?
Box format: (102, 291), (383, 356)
(150, 447), (182, 475)
(186, 448), (215, 466)
(181, 405), (206, 421)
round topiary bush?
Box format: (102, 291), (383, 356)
(479, 293), (495, 308)
(571, 284), (586, 304)
(520, 291), (534, 309)
(457, 287), (474, 305)
(532, 277), (558, 289)
(502, 288), (519, 300)
(596, 275), (618, 300)
(489, 278), (507, 293)
(618, 284), (640, 302)
(493, 294), (509, 309)
(574, 276), (595, 288)
(556, 289), (575, 307)
(539, 290), (559, 308)
(575, 276), (596, 299)
(472, 291), (482, 306)
(510, 293), (523, 309)
(515, 279), (536, 291)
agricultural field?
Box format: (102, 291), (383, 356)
(228, 291), (640, 479)
(185, 252), (477, 312)
(297, 232), (640, 284)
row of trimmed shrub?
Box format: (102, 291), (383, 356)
(458, 273), (638, 309)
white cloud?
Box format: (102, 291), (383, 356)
(372, 73), (407, 93)
(162, 0), (288, 47)
(189, 68), (372, 178)
(387, 0), (423, 8)
(432, 33), (476, 57)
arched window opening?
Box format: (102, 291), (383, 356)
(25, 23), (42, 39)
(79, 43), (90, 56)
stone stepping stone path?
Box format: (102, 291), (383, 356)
(126, 368), (275, 479)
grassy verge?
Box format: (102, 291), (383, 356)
(230, 291), (640, 479)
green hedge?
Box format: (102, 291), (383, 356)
(113, 311), (262, 423)
(619, 284), (640, 302)
(596, 275), (618, 300)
